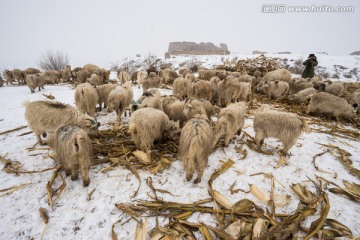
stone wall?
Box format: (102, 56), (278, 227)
(165, 41), (230, 58)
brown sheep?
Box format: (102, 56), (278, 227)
(24, 100), (100, 145)
(95, 83), (116, 110)
(101, 69), (110, 84)
(288, 87), (317, 104)
(254, 106), (310, 155)
(307, 92), (354, 121)
(179, 113), (213, 184)
(0, 76), (4, 87)
(25, 73), (46, 93)
(129, 108), (180, 150)
(161, 69), (179, 84)
(42, 70), (61, 84)
(107, 82), (133, 123)
(289, 78), (313, 93)
(188, 80), (212, 101)
(118, 70), (131, 84)
(199, 69), (227, 80)
(145, 88), (161, 98)
(238, 74), (254, 85)
(12, 69), (26, 85)
(161, 96), (187, 124)
(23, 68), (41, 76)
(130, 71), (138, 84)
(87, 72), (103, 86)
(75, 83), (99, 117)
(47, 124), (93, 187)
(75, 70), (92, 83)
(3, 70), (14, 84)
(142, 72), (161, 92)
(61, 65), (72, 82)
(82, 64), (101, 73)
(184, 72), (196, 82)
(257, 80), (289, 99)
(213, 102), (247, 147)
(253, 69), (262, 78)
(173, 77), (189, 100)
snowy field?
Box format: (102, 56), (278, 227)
(0, 55), (359, 239)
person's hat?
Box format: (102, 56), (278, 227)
(308, 53), (316, 58)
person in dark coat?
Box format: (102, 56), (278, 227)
(302, 54), (318, 78)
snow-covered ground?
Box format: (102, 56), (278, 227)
(0, 55), (359, 239)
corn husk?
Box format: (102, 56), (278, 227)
(249, 184), (270, 204)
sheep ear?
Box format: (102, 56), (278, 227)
(275, 80), (279, 84)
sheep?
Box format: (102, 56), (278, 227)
(199, 69), (227, 80)
(184, 72), (196, 82)
(107, 82), (133, 123)
(325, 82), (345, 97)
(95, 83), (116, 110)
(25, 73), (46, 93)
(213, 102), (247, 147)
(258, 80), (289, 99)
(82, 64), (101, 73)
(161, 69), (179, 84)
(254, 106), (310, 155)
(145, 88), (161, 98)
(42, 70), (61, 84)
(262, 69), (292, 83)
(288, 87), (317, 104)
(75, 69), (92, 83)
(47, 124), (93, 187)
(173, 77), (189, 100)
(161, 96), (187, 124)
(129, 108), (180, 150)
(210, 76), (221, 102)
(179, 113), (213, 184)
(227, 72), (242, 77)
(238, 74), (254, 85)
(217, 77), (241, 106)
(188, 80), (212, 101)
(61, 65), (72, 82)
(12, 69), (26, 85)
(253, 69), (262, 78)
(137, 71), (148, 88)
(307, 92), (354, 121)
(87, 72), (103, 86)
(75, 83), (99, 117)
(23, 68), (41, 76)
(101, 69), (111, 84)
(235, 82), (252, 101)
(142, 72), (161, 92)
(179, 68), (192, 77)
(131, 90), (162, 112)
(130, 71), (138, 84)
(0, 76), (3, 87)
(3, 70), (14, 84)
(188, 99), (219, 120)
(349, 89), (360, 114)
(289, 78), (313, 93)
(24, 100), (100, 145)
(118, 70), (131, 84)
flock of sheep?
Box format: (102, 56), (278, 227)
(2, 63), (359, 187)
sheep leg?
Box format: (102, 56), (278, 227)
(224, 134), (232, 147)
(64, 168), (71, 177)
(281, 139), (297, 156)
(194, 156), (207, 184)
(34, 132), (45, 145)
(70, 165), (79, 181)
(80, 165), (90, 187)
(184, 157), (195, 182)
(255, 130), (265, 150)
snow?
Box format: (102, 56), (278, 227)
(0, 55), (360, 239)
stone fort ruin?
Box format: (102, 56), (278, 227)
(165, 41), (230, 58)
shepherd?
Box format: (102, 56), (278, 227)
(302, 53), (318, 78)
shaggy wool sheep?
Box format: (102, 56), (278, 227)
(3, 70), (14, 84)
(12, 69), (26, 85)
(25, 73), (46, 93)
(118, 70), (131, 84)
(289, 78), (313, 93)
(349, 89), (360, 114)
(253, 69), (262, 78)
(42, 70), (61, 84)
(307, 92), (354, 121)
(179, 68), (192, 77)
(75, 70), (92, 83)
(173, 77), (189, 100)
(258, 80), (289, 99)
(289, 87), (317, 104)
(107, 82), (133, 123)
(188, 80), (212, 101)
(234, 81), (252, 101)
(61, 65), (72, 82)
(254, 106), (310, 155)
(184, 72), (196, 82)
(129, 108), (180, 150)
(188, 99), (219, 120)
(137, 71), (148, 88)
(47, 124), (93, 187)
(82, 64), (101, 73)
(142, 73), (161, 92)
(101, 69), (111, 84)
(213, 102), (247, 147)
(75, 83), (99, 117)
(87, 72), (103, 86)
(238, 74), (254, 85)
(130, 71), (138, 84)
(24, 100), (100, 145)
(0, 76), (3, 87)
(179, 114), (213, 184)
(161, 96), (187, 124)
(161, 69), (178, 84)
(23, 68), (41, 76)
(145, 88), (161, 98)
(325, 82), (345, 96)
(96, 83), (116, 110)
(262, 69), (292, 82)
(199, 69), (227, 80)
(217, 77), (242, 106)
(131, 91), (162, 112)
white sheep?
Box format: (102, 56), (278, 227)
(75, 83), (99, 117)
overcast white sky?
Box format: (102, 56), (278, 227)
(0, 0), (359, 68)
